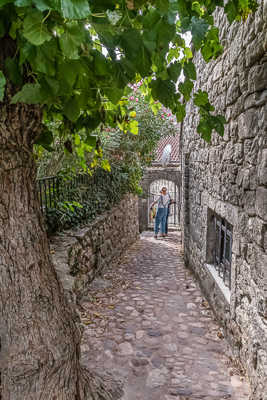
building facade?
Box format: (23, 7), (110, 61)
(180, 3), (267, 399)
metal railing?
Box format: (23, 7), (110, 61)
(37, 174), (91, 214)
(213, 214), (233, 289)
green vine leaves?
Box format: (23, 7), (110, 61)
(0, 0), (257, 147)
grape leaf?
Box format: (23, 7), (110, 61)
(23, 9), (51, 46)
(143, 32), (157, 53)
(201, 27), (223, 62)
(59, 23), (85, 59)
(175, 102), (186, 122)
(211, 115), (226, 136)
(167, 61), (182, 82)
(5, 58), (23, 86)
(156, 0), (169, 14)
(143, 8), (161, 29)
(183, 60), (196, 80)
(194, 90), (209, 106)
(120, 28), (143, 60)
(225, 0), (239, 23)
(184, 47), (193, 59)
(31, 42), (57, 76)
(58, 60), (79, 90)
(33, 0), (52, 11)
(61, 0), (91, 20)
(63, 96), (80, 121)
(197, 114), (226, 142)
(43, 76), (60, 96)
(197, 118), (213, 142)
(93, 50), (109, 76)
(150, 78), (176, 109)
(11, 83), (46, 104)
(190, 16), (209, 49)
(105, 87), (124, 104)
(136, 46), (151, 77)
(178, 79), (194, 101)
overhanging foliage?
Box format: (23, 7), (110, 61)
(0, 0), (257, 146)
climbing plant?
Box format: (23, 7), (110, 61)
(36, 85), (177, 177)
(0, 0), (257, 145)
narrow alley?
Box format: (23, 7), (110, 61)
(80, 232), (250, 400)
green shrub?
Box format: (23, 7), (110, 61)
(44, 164), (131, 234)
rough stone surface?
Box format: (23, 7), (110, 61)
(50, 194), (139, 303)
(180, 5), (267, 400)
(80, 232), (250, 400)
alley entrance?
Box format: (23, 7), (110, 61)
(80, 232), (249, 400)
(148, 179), (180, 228)
(139, 166), (181, 232)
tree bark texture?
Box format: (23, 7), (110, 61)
(0, 56), (123, 400)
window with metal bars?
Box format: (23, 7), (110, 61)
(213, 214), (233, 289)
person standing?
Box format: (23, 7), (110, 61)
(150, 187), (171, 239)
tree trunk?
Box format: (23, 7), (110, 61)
(0, 92), (123, 399)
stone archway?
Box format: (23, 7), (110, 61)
(139, 166), (181, 232)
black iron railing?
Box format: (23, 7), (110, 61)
(37, 174), (90, 214)
(214, 214), (233, 289)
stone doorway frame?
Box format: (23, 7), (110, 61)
(139, 165), (181, 232)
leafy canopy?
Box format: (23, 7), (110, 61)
(0, 0), (257, 145)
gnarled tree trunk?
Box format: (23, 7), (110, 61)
(0, 41), (123, 400)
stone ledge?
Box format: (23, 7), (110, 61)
(205, 264), (231, 304)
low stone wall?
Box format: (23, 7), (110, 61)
(50, 194), (139, 304)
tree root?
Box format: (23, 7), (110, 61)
(79, 367), (124, 400)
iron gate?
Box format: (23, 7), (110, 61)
(148, 179), (180, 228)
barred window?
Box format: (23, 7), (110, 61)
(213, 214), (233, 289)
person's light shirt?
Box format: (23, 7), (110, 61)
(152, 194), (170, 209)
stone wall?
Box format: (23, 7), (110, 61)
(50, 194), (139, 304)
(181, 3), (267, 399)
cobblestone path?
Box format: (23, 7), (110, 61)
(80, 231), (250, 400)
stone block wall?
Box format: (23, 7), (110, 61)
(50, 194), (139, 304)
(180, 3), (267, 399)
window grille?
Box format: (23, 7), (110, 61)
(213, 214), (233, 289)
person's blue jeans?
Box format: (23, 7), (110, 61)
(155, 207), (168, 234)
